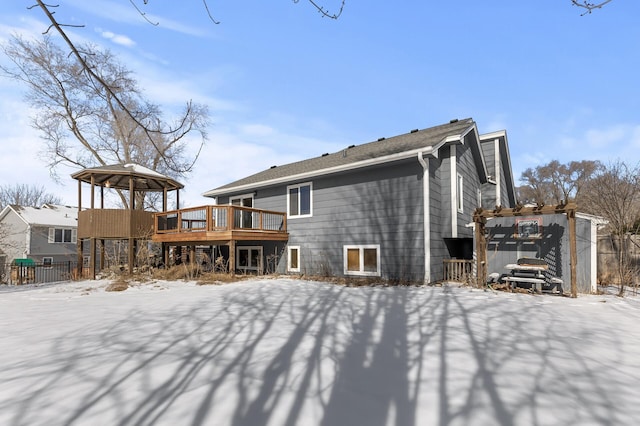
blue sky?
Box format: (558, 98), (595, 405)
(1, 0), (639, 207)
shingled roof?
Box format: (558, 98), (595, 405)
(204, 118), (477, 197)
(71, 163), (183, 191)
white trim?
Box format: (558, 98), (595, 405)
(236, 245), (263, 272)
(48, 227), (76, 243)
(202, 128), (473, 198)
(343, 244), (381, 277)
(494, 138), (501, 206)
(288, 245), (301, 273)
(229, 193), (254, 206)
(287, 182), (313, 219)
(457, 173), (464, 214)
(450, 145), (458, 238)
(417, 152), (431, 283)
(43, 257), (53, 269)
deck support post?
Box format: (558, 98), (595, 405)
(229, 240), (236, 275)
(128, 238), (134, 275)
(100, 239), (105, 271)
(90, 238), (96, 280)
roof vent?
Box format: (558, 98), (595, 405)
(450, 118), (459, 123)
(270, 165), (277, 169)
(410, 129), (419, 133)
(377, 137), (385, 141)
(322, 153), (329, 157)
(348, 144), (356, 149)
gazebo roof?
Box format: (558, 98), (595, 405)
(71, 163), (184, 191)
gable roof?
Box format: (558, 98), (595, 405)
(204, 118), (480, 198)
(0, 204), (78, 228)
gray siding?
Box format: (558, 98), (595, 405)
(217, 137), (503, 283)
(456, 138), (481, 239)
(285, 161), (426, 281)
(224, 159), (426, 281)
(29, 225), (77, 263)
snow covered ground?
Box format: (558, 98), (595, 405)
(1, 278), (639, 426)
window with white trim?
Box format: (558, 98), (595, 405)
(288, 246), (300, 272)
(456, 173), (464, 213)
(343, 245), (380, 276)
(43, 257), (53, 268)
(48, 228), (77, 244)
(287, 182), (312, 218)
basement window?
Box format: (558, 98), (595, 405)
(344, 245), (380, 277)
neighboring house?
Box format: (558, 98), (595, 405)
(201, 118), (516, 282)
(0, 204), (78, 266)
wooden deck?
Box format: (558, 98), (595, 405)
(152, 205), (289, 244)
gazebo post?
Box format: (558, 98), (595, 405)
(128, 176), (135, 274)
(76, 178), (83, 279)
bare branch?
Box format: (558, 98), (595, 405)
(201, 0), (220, 25)
(128, 0), (159, 26)
(571, 0), (614, 15)
(295, 0), (346, 19)
(31, 0), (205, 176)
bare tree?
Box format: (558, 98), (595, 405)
(517, 160), (601, 206)
(0, 184), (62, 211)
(581, 161), (640, 295)
(1, 35), (209, 208)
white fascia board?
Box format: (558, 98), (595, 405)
(479, 130), (507, 140)
(203, 144), (438, 197)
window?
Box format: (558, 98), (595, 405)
(48, 228), (77, 244)
(456, 173), (464, 213)
(230, 194), (254, 229)
(287, 182), (312, 218)
(236, 246), (263, 272)
(288, 246), (300, 272)
(43, 257), (53, 269)
(344, 245), (380, 276)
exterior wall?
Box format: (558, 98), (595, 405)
(28, 225), (77, 263)
(214, 137), (507, 283)
(429, 156), (447, 280)
(0, 211), (28, 261)
(456, 139), (482, 239)
(223, 159), (427, 281)
(485, 214), (595, 293)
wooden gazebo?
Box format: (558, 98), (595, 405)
(72, 163), (183, 278)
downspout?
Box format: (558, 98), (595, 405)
(450, 145), (458, 238)
(417, 152), (430, 284)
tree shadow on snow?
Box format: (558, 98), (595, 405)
(1, 282), (638, 426)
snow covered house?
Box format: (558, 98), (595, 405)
(153, 118), (516, 283)
(0, 204), (78, 265)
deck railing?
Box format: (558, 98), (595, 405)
(443, 259), (474, 283)
(154, 205), (287, 235)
